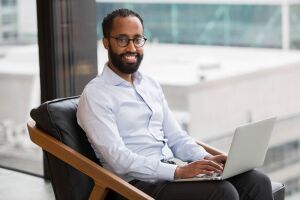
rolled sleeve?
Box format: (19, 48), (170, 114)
(191, 146), (211, 161)
(156, 162), (178, 181)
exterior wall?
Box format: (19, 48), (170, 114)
(188, 63), (300, 140)
(161, 85), (188, 111)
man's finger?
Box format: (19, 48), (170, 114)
(194, 160), (223, 171)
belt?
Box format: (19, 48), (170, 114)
(160, 159), (176, 165)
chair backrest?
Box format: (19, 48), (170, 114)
(30, 96), (100, 200)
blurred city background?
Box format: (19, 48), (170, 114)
(1, 0), (300, 199)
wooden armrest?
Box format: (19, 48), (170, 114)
(195, 140), (226, 156)
(27, 121), (153, 200)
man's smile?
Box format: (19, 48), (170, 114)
(122, 53), (138, 63)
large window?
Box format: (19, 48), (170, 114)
(0, 0), (42, 175)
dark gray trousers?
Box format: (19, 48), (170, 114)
(106, 170), (273, 200)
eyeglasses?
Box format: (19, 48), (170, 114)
(110, 36), (147, 48)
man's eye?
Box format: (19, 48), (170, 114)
(118, 38), (128, 43)
(135, 38), (143, 43)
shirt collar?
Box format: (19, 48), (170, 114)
(101, 63), (143, 86)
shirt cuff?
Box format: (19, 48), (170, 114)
(192, 146), (211, 161)
(156, 162), (178, 181)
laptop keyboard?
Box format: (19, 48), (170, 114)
(197, 173), (222, 178)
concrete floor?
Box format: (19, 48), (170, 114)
(0, 168), (54, 200)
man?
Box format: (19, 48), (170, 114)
(77, 8), (273, 200)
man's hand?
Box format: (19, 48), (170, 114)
(204, 154), (227, 167)
(174, 157), (225, 179)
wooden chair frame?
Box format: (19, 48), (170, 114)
(27, 120), (226, 200)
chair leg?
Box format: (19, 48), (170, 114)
(89, 184), (109, 200)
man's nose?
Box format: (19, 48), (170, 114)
(126, 40), (137, 51)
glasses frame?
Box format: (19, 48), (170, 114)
(109, 35), (147, 48)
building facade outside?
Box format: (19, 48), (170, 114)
(0, 0), (17, 43)
(0, 0), (36, 44)
(96, 0), (300, 49)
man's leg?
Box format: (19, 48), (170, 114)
(152, 181), (239, 200)
(106, 179), (239, 200)
(228, 170), (273, 200)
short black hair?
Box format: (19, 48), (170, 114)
(102, 8), (144, 38)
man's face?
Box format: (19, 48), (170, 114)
(104, 16), (144, 74)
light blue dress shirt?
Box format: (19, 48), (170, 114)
(77, 65), (209, 182)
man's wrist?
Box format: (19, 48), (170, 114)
(174, 166), (182, 179)
(204, 154), (213, 160)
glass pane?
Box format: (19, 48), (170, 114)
(96, 2), (300, 199)
(290, 4), (300, 49)
(96, 3), (282, 48)
(0, 0), (42, 175)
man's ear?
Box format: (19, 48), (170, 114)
(103, 38), (109, 49)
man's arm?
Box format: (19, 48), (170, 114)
(157, 84), (227, 179)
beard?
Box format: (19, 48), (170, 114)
(108, 47), (143, 74)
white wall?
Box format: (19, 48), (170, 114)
(188, 63), (300, 140)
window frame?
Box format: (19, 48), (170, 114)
(36, 0), (98, 178)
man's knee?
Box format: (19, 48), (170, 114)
(212, 182), (239, 200)
(253, 170), (273, 196)
(237, 170), (273, 200)
(247, 170), (272, 188)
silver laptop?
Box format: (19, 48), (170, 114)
(174, 117), (276, 182)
